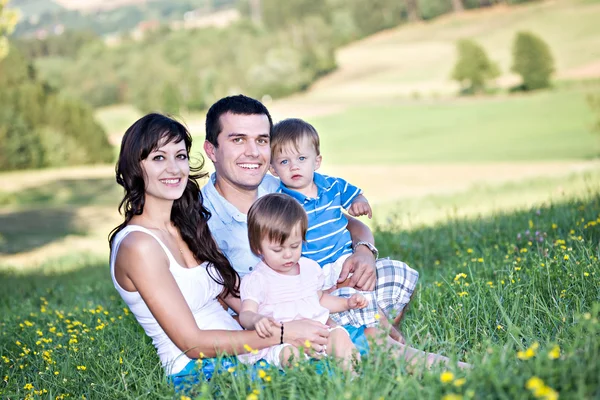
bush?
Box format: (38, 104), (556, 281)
(451, 39), (499, 94)
(511, 31), (555, 91)
(0, 48), (113, 171)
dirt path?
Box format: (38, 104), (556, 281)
(2, 160), (599, 268)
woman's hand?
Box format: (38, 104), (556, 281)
(283, 319), (330, 353)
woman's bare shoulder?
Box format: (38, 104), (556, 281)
(116, 231), (168, 271)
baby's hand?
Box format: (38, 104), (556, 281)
(348, 196), (372, 219)
(254, 316), (280, 339)
(347, 293), (368, 309)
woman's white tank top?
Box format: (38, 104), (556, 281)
(110, 225), (242, 375)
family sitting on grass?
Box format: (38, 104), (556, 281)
(108, 95), (469, 390)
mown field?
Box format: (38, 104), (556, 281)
(1, 190), (599, 399)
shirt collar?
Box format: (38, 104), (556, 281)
(279, 172), (330, 202)
(203, 173), (245, 224)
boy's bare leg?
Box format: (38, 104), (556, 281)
(376, 306), (405, 344)
(279, 345), (302, 368)
(363, 331), (471, 371)
(328, 328), (360, 371)
(393, 287), (417, 327)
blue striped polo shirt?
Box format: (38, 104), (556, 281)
(279, 172), (362, 267)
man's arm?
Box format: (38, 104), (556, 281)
(340, 215), (377, 291)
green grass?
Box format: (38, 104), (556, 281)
(372, 168), (600, 227)
(311, 89), (599, 165)
(1, 192), (599, 399)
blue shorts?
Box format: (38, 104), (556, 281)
(169, 325), (369, 392)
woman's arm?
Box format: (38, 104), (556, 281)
(116, 233), (328, 358)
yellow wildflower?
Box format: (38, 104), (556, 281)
(304, 340), (311, 348)
(564, 255), (569, 261)
(180, 396), (192, 400)
(374, 313), (381, 320)
(548, 345), (560, 360)
(440, 371), (454, 383)
(441, 394), (463, 400)
(24, 383), (34, 390)
(246, 394), (258, 400)
(227, 367), (235, 373)
(497, 325), (503, 330)
(458, 291), (468, 297)
(453, 377), (466, 387)
(258, 369), (267, 379)
(526, 376), (544, 390)
(454, 273), (467, 282)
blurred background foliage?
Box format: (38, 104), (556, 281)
(1, 0), (594, 171)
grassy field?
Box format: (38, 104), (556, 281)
(1, 191), (598, 399)
(2, 0), (600, 397)
(312, 89), (599, 165)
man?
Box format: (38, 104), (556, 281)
(201, 94), (418, 336)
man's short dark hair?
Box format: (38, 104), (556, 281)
(205, 94), (273, 147)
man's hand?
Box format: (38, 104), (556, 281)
(254, 316), (280, 339)
(338, 246), (377, 291)
(348, 195), (373, 219)
(347, 293), (368, 309)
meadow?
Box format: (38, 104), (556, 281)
(1, 190), (599, 399)
(2, 0), (600, 397)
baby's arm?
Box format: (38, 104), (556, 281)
(318, 291), (368, 313)
(239, 299), (280, 339)
(348, 194), (373, 219)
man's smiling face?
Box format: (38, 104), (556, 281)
(204, 112), (271, 192)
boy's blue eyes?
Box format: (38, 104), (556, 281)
(280, 156), (306, 165)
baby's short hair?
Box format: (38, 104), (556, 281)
(271, 118), (320, 159)
(247, 193), (308, 256)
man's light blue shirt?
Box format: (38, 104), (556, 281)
(202, 173), (280, 277)
(278, 172), (362, 267)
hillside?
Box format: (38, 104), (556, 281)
(281, 0), (600, 104)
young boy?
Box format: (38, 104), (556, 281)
(269, 118), (402, 339)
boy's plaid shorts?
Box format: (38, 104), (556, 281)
(329, 258), (419, 327)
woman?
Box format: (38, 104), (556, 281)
(108, 114), (330, 385)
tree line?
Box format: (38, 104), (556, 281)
(0, 49), (113, 171)
(18, 0), (539, 116)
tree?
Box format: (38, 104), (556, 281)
(405, 0), (421, 22)
(0, 0), (19, 59)
(451, 39), (499, 94)
(511, 31), (555, 91)
(451, 0), (464, 13)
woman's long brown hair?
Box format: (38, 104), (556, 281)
(108, 113), (239, 297)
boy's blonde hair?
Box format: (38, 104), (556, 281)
(247, 193), (308, 256)
(271, 118), (320, 159)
